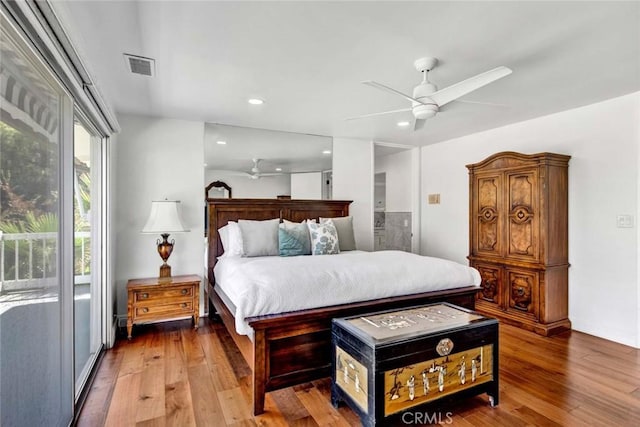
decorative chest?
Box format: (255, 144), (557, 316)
(331, 303), (498, 426)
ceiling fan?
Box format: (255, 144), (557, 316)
(347, 57), (512, 130)
(226, 158), (284, 180)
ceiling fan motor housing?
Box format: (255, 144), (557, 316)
(412, 82), (439, 119)
(413, 103), (438, 119)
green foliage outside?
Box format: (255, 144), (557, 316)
(1, 121), (91, 282)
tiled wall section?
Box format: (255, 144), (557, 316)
(385, 212), (411, 252)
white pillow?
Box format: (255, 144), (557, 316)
(238, 218), (280, 257)
(320, 216), (356, 251)
(218, 221), (244, 258)
(307, 221), (340, 255)
(281, 218), (316, 228)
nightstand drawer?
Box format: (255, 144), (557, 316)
(134, 286), (194, 302)
(127, 275), (201, 339)
(134, 301), (193, 318)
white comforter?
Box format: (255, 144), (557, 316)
(214, 250), (481, 336)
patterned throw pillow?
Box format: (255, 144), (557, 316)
(307, 221), (340, 255)
(320, 216), (356, 251)
(278, 224), (311, 256)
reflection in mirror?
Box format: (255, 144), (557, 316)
(205, 180), (232, 199)
(204, 123), (332, 199)
(374, 143), (413, 252)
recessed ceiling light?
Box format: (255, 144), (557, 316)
(248, 98), (264, 105)
(397, 121), (410, 127)
(275, 168), (282, 172)
(216, 140), (227, 145)
(322, 150), (332, 155)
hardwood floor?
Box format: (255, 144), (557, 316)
(77, 317), (640, 426)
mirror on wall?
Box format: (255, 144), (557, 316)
(205, 180), (232, 199)
(204, 123), (333, 199)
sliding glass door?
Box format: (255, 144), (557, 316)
(73, 118), (103, 396)
(0, 16), (74, 426)
(1, 7), (110, 424)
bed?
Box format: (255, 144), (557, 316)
(206, 198), (480, 415)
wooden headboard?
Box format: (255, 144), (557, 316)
(206, 198), (352, 284)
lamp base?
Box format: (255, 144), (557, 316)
(159, 264), (172, 278)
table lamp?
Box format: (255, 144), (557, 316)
(142, 200), (189, 277)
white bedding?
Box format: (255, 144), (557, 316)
(214, 250), (481, 336)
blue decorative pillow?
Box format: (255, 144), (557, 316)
(307, 222), (340, 255)
(278, 224), (311, 256)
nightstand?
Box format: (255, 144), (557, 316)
(126, 274), (200, 339)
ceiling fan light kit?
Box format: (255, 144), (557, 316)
(349, 56), (512, 130)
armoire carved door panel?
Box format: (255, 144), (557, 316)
(474, 174), (502, 257)
(505, 268), (538, 319)
(506, 170), (539, 262)
(475, 264), (502, 305)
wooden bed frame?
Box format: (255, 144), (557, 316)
(206, 198), (478, 415)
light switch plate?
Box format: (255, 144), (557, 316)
(428, 194), (440, 204)
(616, 214), (634, 228)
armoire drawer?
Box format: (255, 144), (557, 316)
(504, 268), (538, 320)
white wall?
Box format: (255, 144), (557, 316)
(333, 138), (374, 251)
(291, 172), (322, 199)
(421, 92), (640, 347)
(205, 169), (290, 198)
(115, 114), (205, 318)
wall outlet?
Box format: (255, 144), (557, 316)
(616, 214), (634, 228)
(428, 194), (441, 204)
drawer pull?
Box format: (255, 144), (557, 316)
(181, 289), (188, 295)
(142, 307), (149, 313)
(141, 293), (149, 299)
(181, 303), (187, 309)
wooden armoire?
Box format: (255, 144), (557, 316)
(467, 152), (570, 336)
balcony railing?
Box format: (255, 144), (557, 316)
(0, 231), (90, 293)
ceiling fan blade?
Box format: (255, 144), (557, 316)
(438, 99), (508, 113)
(362, 81), (425, 105)
(429, 66), (512, 107)
(346, 107), (412, 121)
(454, 99), (509, 107)
(210, 170), (252, 177)
(413, 118), (426, 131)
(257, 172), (285, 177)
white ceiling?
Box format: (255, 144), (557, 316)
(54, 1), (640, 146)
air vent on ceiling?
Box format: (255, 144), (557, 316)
(123, 53), (155, 77)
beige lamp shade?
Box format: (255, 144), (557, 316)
(142, 200), (189, 278)
(142, 200), (189, 233)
